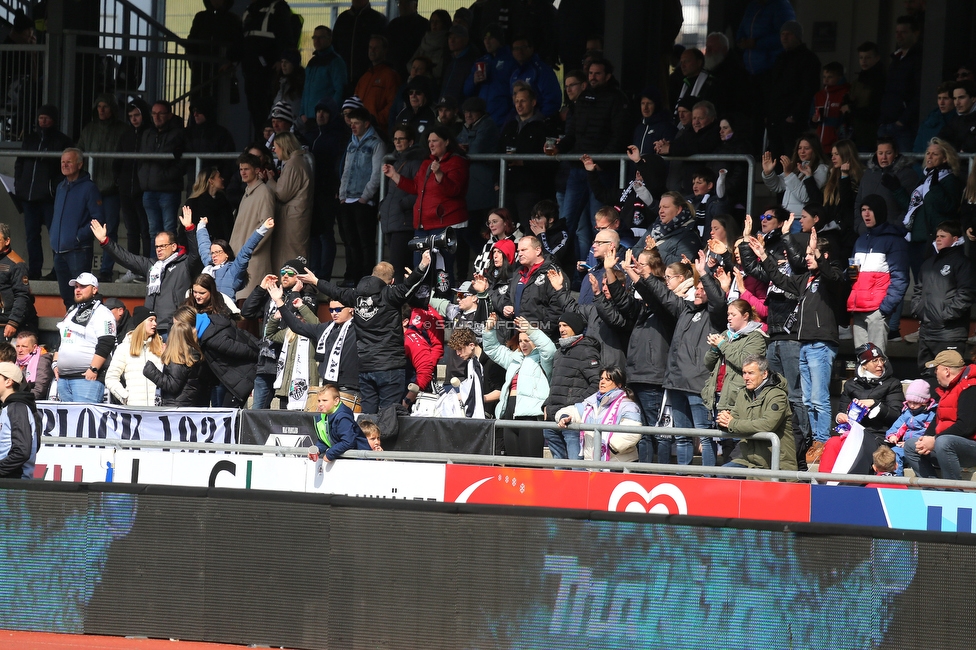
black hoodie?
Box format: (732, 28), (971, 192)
(15, 105), (73, 202)
(116, 98), (151, 197)
(0, 389), (40, 479)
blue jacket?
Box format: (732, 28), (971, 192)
(441, 45), (478, 101)
(509, 54), (562, 118)
(483, 326), (556, 418)
(914, 108), (955, 153)
(303, 47), (347, 119)
(51, 171), (103, 253)
(192, 221), (269, 298)
(848, 220), (910, 317)
(885, 405), (936, 441)
(463, 46), (518, 127)
(736, 0), (795, 75)
(338, 126), (385, 201)
(314, 402), (371, 461)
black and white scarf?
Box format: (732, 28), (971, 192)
(70, 299), (100, 326)
(147, 251), (179, 295)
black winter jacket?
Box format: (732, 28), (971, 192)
(115, 99), (151, 197)
(498, 113), (556, 194)
(761, 253), (844, 344)
(15, 120), (72, 202)
(102, 242), (202, 331)
(143, 353), (212, 407)
(839, 363), (905, 442)
(739, 233), (801, 342)
(0, 249), (36, 331)
(605, 275), (675, 387)
(912, 243), (974, 341)
(635, 275), (725, 395)
(278, 307), (360, 390)
(559, 81), (631, 156)
(316, 266), (427, 373)
(197, 313), (260, 402)
(552, 290), (628, 370)
(495, 255), (569, 338)
(138, 116), (186, 193)
(767, 43), (821, 123)
(541, 335), (601, 417)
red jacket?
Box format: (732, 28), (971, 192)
(934, 365), (976, 436)
(396, 152), (470, 231)
(405, 327), (438, 390)
(811, 82), (851, 150)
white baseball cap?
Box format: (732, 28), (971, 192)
(69, 272), (99, 289)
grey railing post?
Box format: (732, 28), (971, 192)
(497, 158), (507, 208)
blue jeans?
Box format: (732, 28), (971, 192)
(360, 368), (406, 415)
(667, 389), (712, 465)
(54, 248), (94, 308)
(99, 193), (121, 274)
(251, 373), (275, 409)
(22, 199), (54, 278)
(632, 383), (665, 463)
(767, 339), (809, 439)
(559, 166), (607, 263)
(904, 434), (976, 481)
(142, 191), (180, 238)
(799, 341), (837, 442)
(544, 427), (581, 460)
(58, 378), (105, 403)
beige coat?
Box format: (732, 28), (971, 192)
(271, 153), (312, 272)
(230, 180), (276, 300)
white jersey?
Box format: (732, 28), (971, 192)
(56, 301), (117, 377)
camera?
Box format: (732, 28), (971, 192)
(407, 226), (458, 254)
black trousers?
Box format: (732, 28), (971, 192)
(337, 201), (378, 282)
(501, 393), (544, 458)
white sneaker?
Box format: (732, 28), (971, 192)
(118, 270), (138, 283)
(902, 331), (919, 343)
(838, 325), (853, 340)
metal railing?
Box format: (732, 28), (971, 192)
(39, 434), (976, 490)
(376, 152), (756, 261)
(0, 149), (240, 183)
(0, 42), (47, 142)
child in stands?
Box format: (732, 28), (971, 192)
(884, 379), (936, 476)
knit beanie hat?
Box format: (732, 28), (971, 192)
(280, 257), (308, 274)
(905, 379), (931, 402)
(269, 101), (295, 123)
(342, 95), (365, 112)
(558, 311), (586, 336)
(860, 194), (889, 225)
(491, 239), (516, 265)
(780, 20), (803, 41)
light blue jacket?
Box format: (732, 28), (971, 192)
(484, 326), (556, 418)
(195, 221), (269, 298)
(339, 126), (386, 202)
(302, 46), (347, 119)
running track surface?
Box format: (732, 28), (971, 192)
(0, 631), (291, 649)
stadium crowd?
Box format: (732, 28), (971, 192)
(4, 0), (976, 483)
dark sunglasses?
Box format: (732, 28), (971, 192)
(280, 268), (298, 277)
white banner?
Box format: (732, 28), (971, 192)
(36, 401), (238, 444)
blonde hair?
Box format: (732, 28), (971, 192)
(161, 321), (202, 367)
(129, 319), (164, 358)
(928, 137), (961, 176)
(188, 167), (221, 200)
(360, 420), (380, 438)
(964, 157), (976, 203)
(274, 132), (301, 161)
(823, 139), (863, 205)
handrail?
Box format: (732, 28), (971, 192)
(491, 418), (782, 473)
(376, 152), (756, 262)
(38, 435), (976, 490)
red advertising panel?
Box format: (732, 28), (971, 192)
(444, 465), (590, 509)
(738, 481), (811, 522)
(587, 473), (742, 517)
